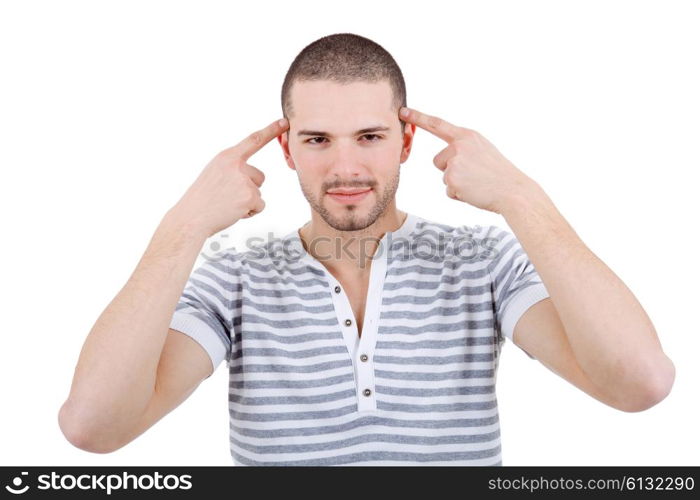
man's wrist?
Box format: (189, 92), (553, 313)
(497, 179), (550, 218)
(160, 207), (210, 243)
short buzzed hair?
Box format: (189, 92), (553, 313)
(281, 33), (407, 131)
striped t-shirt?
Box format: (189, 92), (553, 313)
(169, 212), (550, 466)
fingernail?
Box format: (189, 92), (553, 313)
(400, 107), (409, 117)
(278, 118), (288, 127)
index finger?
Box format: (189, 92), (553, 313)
(400, 107), (462, 143)
(236, 118), (289, 160)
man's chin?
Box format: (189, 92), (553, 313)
(321, 206), (378, 232)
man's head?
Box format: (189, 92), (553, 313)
(278, 33), (416, 232)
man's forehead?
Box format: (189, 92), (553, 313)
(288, 80), (397, 134)
(291, 80), (393, 109)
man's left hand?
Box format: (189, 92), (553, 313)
(400, 106), (537, 214)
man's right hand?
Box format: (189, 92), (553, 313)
(168, 117), (289, 238)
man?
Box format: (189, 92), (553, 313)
(59, 33), (675, 466)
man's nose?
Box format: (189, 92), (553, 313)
(329, 139), (364, 176)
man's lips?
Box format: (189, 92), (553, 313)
(326, 188), (373, 204)
(326, 188), (372, 195)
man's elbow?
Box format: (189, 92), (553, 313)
(58, 401), (120, 454)
(615, 354), (676, 413)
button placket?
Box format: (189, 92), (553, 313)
(325, 260), (384, 412)
(354, 239), (390, 413)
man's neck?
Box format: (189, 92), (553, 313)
(298, 208), (407, 277)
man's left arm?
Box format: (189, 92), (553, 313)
(500, 182), (675, 412)
(399, 105), (676, 412)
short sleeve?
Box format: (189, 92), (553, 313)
(169, 248), (242, 377)
(485, 225), (550, 359)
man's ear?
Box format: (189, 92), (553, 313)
(277, 130), (297, 171)
(400, 122), (417, 164)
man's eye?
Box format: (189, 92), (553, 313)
(307, 137), (327, 144)
(362, 134), (382, 142)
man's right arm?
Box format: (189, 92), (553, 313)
(58, 210), (210, 453)
(58, 117), (289, 453)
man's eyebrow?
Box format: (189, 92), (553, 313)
(297, 126), (390, 137)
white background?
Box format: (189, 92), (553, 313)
(1, 0), (698, 466)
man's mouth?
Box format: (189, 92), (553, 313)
(326, 188), (372, 195)
(326, 187), (372, 203)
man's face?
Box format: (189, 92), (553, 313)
(278, 79), (415, 232)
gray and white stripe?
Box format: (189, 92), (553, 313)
(170, 213), (549, 466)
